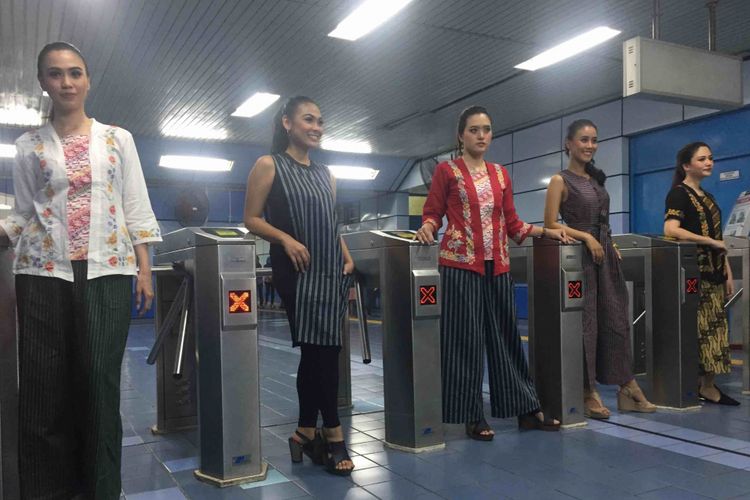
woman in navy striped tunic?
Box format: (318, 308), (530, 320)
(243, 96), (355, 475)
(416, 106), (570, 439)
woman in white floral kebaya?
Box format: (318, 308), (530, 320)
(0, 42), (161, 499)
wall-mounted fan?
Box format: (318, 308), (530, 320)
(174, 187), (210, 227)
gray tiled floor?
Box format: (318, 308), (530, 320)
(118, 313), (750, 499)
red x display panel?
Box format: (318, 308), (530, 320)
(228, 290), (252, 313)
(685, 278), (699, 294)
(567, 280), (583, 299)
(419, 285), (437, 306)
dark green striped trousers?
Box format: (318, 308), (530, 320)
(441, 262), (540, 422)
(16, 262), (132, 500)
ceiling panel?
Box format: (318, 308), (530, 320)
(0, 0), (748, 158)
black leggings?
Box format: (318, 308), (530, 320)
(297, 344), (341, 428)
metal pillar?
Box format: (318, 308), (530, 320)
(0, 246), (18, 500)
(725, 236), (749, 394)
(343, 230), (444, 452)
(531, 239), (586, 428)
(153, 227), (267, 487)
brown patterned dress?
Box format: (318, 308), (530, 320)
(559, 170), (634, 386)
(665, 183), (730, 374)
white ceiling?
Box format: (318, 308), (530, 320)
(1, 0), (749, 158)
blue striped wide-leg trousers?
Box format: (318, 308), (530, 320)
(441, 262), (540, 422)
(16, 261), (132, 500)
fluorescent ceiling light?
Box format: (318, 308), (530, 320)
(328, 165), (379, 180)
(161, 124), (228, 141)
(328, 0), (415, 41)
(322, 139), (372, 154)
(515, 26), (621, 71)
(232, 92), (280, 118)
(0, 105), (43, 127)
(0, 144), (16, 158)
(159, 155), (234, 172)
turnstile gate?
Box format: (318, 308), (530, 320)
(613, 235), (700, 410)
(0, 245), (19, 500)
(151, 227), (267, 487)
(342, 230), (444, 452)
(531, 239), (586, 428)
(725, 236), (749, 394)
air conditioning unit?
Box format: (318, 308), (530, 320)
(623, 36), (743, 109)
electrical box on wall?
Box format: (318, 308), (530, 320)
(623, 37), (743, 109)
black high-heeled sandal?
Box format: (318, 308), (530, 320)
(288, 429), (325, 464)
(324, 439), (354, 476)
(699, 385), (740, 406)
(518, 409), (560, 432)
(465, 417), (494, 441)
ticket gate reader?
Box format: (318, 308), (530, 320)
(613, 235), (700, 410)
(342, 230), (444, 452)
(151, 227), (267, 486)
(725, 236), (749, 394)
(509, 239), (534, 366)
(0, 246), (19, 500)
(532, 239), (586, 428)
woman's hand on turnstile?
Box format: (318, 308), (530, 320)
(135, 271), (155, 316)
(343, 256), (354, 275)
(415, 223), (436, 244)
(282, 235), (310, 272)
(544, 227), (575, 245)
(584, 235), (605, 265)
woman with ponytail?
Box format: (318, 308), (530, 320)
(243, 96), (355, 475)
(544, 119), (655, 419)
(664, 142), (738, 405)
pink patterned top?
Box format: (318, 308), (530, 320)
(471, 168), (495, 260)
(62, 134), (92, 260)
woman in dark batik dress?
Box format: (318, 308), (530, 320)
(664, 142), (738, 406)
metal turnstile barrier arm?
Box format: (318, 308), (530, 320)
(147, 266), (192, 379)
(353, 272), (372, 364)
(725, 288), (744, 309)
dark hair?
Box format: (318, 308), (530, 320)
(37, 42), (89, 122)
(456, 105), (492, 155)
(672, 141), (711, 188)
(270, 96), (318, 154)
(565, 119), (606, 186)
(37, 41), (89, 78)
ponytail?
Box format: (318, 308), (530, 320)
(270, 96), (317, 154)
(584, 159), (606, 186)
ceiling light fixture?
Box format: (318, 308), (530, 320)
(0, 105), (43, 127)
(322, 139), (373, 154)
(328, 165), (379, 180)
(161, 124), (228, 141)
(0, 144), (16, 158)
(515, 26), (621, 71)
(159, 155), (234, 172)
(231, 92), (281, 118)
(328, 0), (415, 41)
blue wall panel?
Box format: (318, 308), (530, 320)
(631, 107), (750, 235)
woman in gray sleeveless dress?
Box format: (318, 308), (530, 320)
(544, 119), (655, 419)
(244, 96), (355, 475)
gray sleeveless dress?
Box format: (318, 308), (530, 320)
(264, 152), (351, 346)
(559, 170), (633, 386)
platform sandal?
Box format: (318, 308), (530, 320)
(324, 439), (354, 476)
(288, 429), (325, 465)
(584, 391), (610, 419)
(617, 385), (656, 413)
(465, 417), (494, 441)
(518, 409), (560, 432)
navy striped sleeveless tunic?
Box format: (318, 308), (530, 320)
(264, 152), (350, 346)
